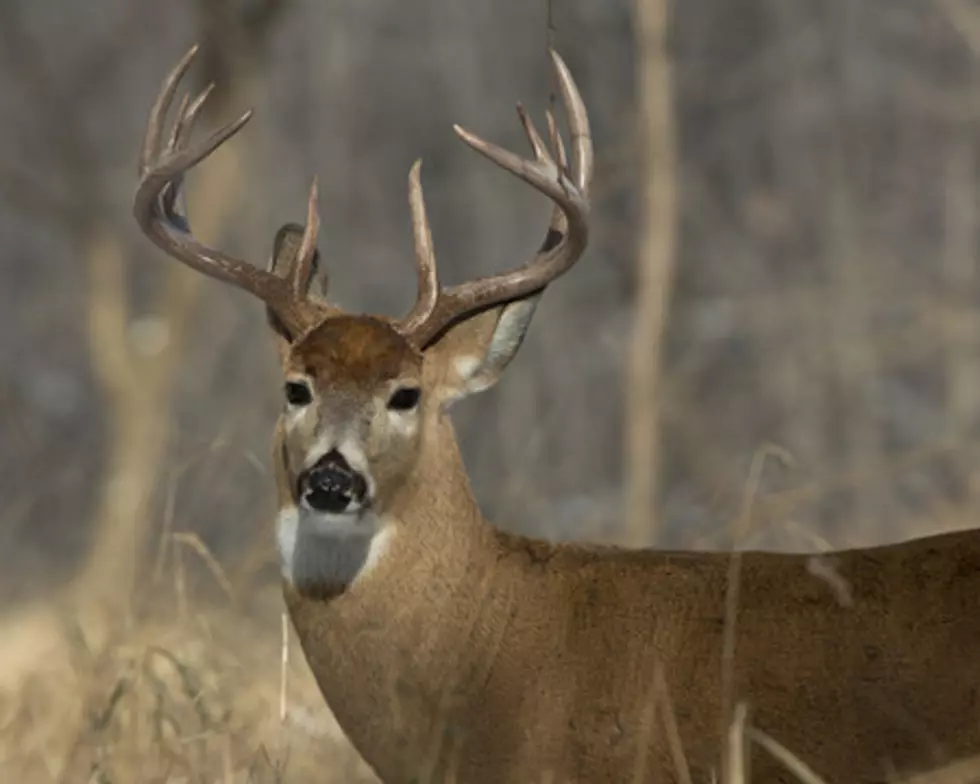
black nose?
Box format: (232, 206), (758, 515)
(297, 449), (369, 513)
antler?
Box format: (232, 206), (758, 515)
(136, 46), (591, 349)
(396, 49), (593, 348)
(133, 45), (324, 336)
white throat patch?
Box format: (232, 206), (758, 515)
(276, 505), (394, 590)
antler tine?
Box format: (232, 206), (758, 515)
(397, 49), (593, 347)
(545, 109), (569, 177)
(399, 160), (440, 334)
(134, 45), (312, 334)
(292, 177), (321, 297)
(157, 91), (192, 225)
(177, 83), (217, 148)
(139, 44), (198, 177)
(166, 93), (192, 157)
(159, 83), (215, 226)
(164, 83), (214, 161)
(516, 103), (550, 161)
(544, 108), (571, 238)
(549, 50), (593, 193)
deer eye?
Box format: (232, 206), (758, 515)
(285, 380), (313, 406)
(387, 386), (421, 411)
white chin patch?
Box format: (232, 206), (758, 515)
(302, 508), (368, 536)
(276, 505), (391, 588)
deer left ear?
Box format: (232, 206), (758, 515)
(424, 291), (542, 405)
(266, 223), (328, 344)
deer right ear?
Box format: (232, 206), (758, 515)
(423, 291), (543, 406)
(266, 222), (327, 343)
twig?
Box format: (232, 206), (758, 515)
(721, 444), (792, 763)
(279, 612), (289, 724)
(724, 702), (749, 784)
(747, 726), (829, 784)
(171, 532), (234, 600)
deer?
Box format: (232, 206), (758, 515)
(133, 44), (980, 784)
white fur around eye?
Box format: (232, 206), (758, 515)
(284, 376), (315, 422)
(383, 383), (422, 435)
(386, 405), (419, 437)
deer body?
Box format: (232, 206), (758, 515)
(135, 45), (980, 783)
(277, 403), (980, 783)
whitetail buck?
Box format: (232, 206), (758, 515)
(134, 44), (980, 784)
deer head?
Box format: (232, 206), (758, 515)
(134, 44), (592, 556)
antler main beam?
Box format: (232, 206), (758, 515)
(395, 49), (594, 348)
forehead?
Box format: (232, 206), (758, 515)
(287, 315), (421, 382)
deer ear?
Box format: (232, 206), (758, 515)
(266, 223), (327, 343)
(424, 291), (542, 406)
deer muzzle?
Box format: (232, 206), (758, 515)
(297, 449), (369, 514)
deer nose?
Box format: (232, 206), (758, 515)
(297, 449), (369, 514)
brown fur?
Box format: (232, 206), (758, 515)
(287, 316), (420, 386)
(272, 312), (980, 784)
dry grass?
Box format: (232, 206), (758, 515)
(5, 512), (980, 784)
(5, 586), (980, 784)
(0, 583), (378, 784)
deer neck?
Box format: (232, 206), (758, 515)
(279, 410), (513, 779)
(388, 409), (491, 543)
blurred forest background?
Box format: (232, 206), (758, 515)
(4, 0), (980, 780)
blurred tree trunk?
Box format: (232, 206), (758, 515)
(77, 137), (247, 614)
(626, 0), (678, 546)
